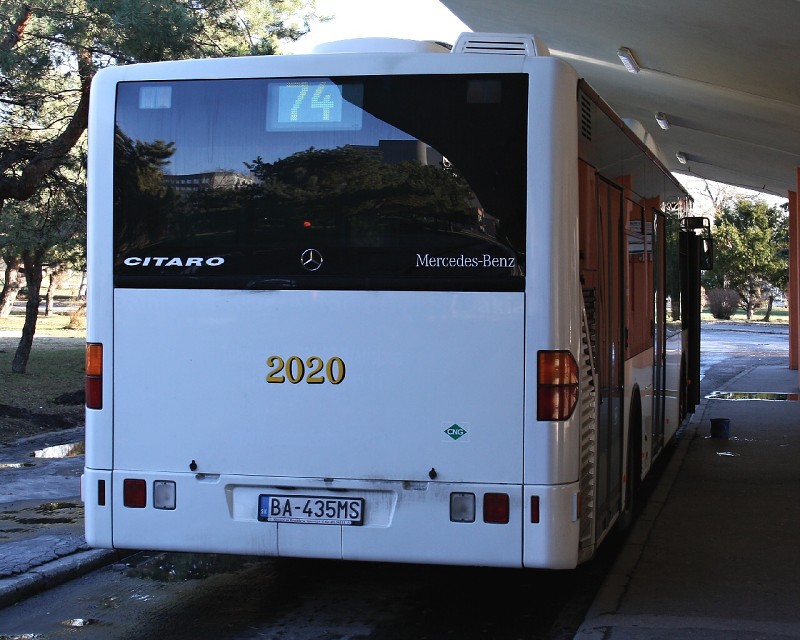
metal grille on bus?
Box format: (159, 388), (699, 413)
(580, 93), (593, 142)
(578, 294), (599, 561)
(582, 288), (599, 368)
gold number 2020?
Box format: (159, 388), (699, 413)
(266, 356), (346, 385)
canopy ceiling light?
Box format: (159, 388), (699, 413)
(676, 151), (687, 164)
(655, 112), (670, 129)
(617, 47), (640, 73)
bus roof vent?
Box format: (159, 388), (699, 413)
(452, 32), (549, 56)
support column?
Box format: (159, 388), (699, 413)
(789, 173), (799, 373)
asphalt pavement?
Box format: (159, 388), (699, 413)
(1, 324), (798, 640)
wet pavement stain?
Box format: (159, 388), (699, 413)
(35, 501), (79, 513)
(15, 516), (76, 525)
(62, 618), (100, 627)
(0, 502), (83, 538)
(124, 551), (259, 583)
(10, 502), (82, 525)
(31, 441), (85, 459)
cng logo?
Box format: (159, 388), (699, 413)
(443, 423), (469, 442)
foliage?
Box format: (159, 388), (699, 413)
(701, 197), (788, 320)
(0, 0), (323, 206)
(706, 288), (740, 320)
(0, 160), (86, 271)
(0, 0), (323, 372)
(0, 162), (86, 372)
(246, 146), (476, 223)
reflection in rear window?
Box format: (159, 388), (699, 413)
(114, 74), (527, 291)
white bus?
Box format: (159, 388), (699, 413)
(83, 33), (705, 569)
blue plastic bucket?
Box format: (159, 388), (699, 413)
(710, 418), (730, 438)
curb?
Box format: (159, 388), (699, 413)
(574, 412), (700, 638)
(0, 548), (127, 610)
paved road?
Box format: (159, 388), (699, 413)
(699, 322), (789, 391)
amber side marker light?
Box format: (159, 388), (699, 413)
(537, 350), (579, 421)
(85, 343), (103, 410)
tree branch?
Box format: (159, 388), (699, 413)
(0, 47), (94, 201)
(0, 4), (32, 53)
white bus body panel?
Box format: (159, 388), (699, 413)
(85, 47), (587, 567)
(523, 57), (581, 488)
(112, 289), (524, 482)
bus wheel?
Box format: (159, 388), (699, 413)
(617, 391), (642, 533)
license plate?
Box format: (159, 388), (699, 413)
(258, 495), (364, 526)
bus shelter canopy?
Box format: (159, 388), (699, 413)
(442, 0), (800, 198)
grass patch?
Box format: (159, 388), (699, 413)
(0, 311), (86, 337)
(701, 305), (789, 324)
(0, 342), (85, 411)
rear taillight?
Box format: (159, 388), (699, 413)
(530, 495), (541, 523)
(85, 343), (103, 410)
(537, 350), (579, 421)
(483, 493), (510, 524)
(123, 479), (147, 508)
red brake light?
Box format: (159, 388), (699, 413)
(537, 350), (579, 421)
(123, 479), (147, 508)
(483, 493), (509, 524)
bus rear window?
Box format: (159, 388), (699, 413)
(113, 74), (527, 292)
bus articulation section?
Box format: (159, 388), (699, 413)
(83, 33), (702, 569)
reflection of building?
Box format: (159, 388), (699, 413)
(163, 171), (254, 193)
(377, 140), (444, 167)
(347, 140), (445, 167)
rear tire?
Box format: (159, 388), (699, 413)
(617, 391), (642, 532)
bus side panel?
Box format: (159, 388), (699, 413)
(522, 58), (581, 486)
(84, 67), (116, 548)
(85, 66), (115, 474)
(521, 59), (582, 568)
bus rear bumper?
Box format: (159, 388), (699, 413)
(83, 471), (581, 569)
(523, 482), (581, 569)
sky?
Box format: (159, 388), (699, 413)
(289, 0), (469, 53)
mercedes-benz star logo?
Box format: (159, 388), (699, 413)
(300, 248), (323, 272)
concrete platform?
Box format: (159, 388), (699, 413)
(576, 363), (800, 639)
